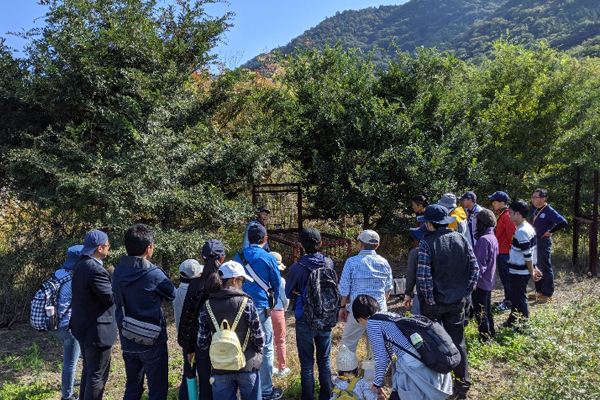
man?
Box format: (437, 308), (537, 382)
(235, 223), (282, 400)
(243, 206), (271, 252)
(459, 191), (483, 247)
(112, 224), (176, 400)
(285, 228), (336, 400)
(530, 188), (568, 303)
(505, 200), (543, 328)
(488, 191), (517, 311)
(71, 230), (117, 400)
(338, 229), (393, 354)
(438, 193), (467, 235)
(416, 205), (479, 399)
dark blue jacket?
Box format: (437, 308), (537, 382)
(112, 256), (176, 352)
(235, 245), (280, 309)
(285, 253), (333, 320)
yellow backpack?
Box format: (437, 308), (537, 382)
(205, 297), (250, 370)
(331, 377), (360, 400)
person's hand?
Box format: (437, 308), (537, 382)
(187, 353), (195, 364)
(339, 307), (348, 323)
(543, 231), (552, 238)
(370, 384), (386, 399)
(532, 267), (543, 282)
(403, 298), (412, 310)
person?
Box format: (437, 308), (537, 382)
(459, 191), (483, 247)
(416, 205), (479, 399)
(235, 223), (282, 400)
(173, 259), (203, 400)
(530, 188), (568, 303)
(52, 245), (83, 400)
(270, 252), (290, 377)
(197, 261), (264, 400)
(71, 230), (117, 400)
(403, 225), (427, 315)
(330, 344), (377, 400)
(472, 209), (499, 340)
(338, 229), (393, 354)
(352, 295), (453, 400)
(411, 195), (429, 248)
(505, 200), (543, 329)
(112, 224), (176, 400)
(243, 206), (271, 252)
(437, 193), (467, 235)
(178, 240), (226, 400)
(286, 228), (336, 400)
(488, 191), (516, 312)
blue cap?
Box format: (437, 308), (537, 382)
(409, 225), (428, 242)
(248, 223), (267, 244)
(202, 239), (225, 259)
(61, 245), (84, 271)
(81, 230), (109, 255)
(459, 191), (477, 202)
(488, 191), (510, 203)
(417, 205), (457, 225)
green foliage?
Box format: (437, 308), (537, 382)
(1, 343), (43, 373)
(0, 381), (54, 400)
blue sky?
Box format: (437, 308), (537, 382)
(0, 0), (407, 68)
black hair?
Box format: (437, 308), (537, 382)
(412, 195), (429, 207)
(361, 242), (378, 251)
(124, 223), (154, 256)
(202, 258), (223, 294)
(535, 188), (548, 199)
(351, 294), (380, 320)
(302, 242), (320, 254)
(509, 199), (529, 218)
(338, 367), (359, 376)
(475, 219), (487, 240)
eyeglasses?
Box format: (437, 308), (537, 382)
(101, 243), (111, 249)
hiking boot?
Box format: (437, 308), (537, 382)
(537, 295), (553, 303)
(527, 291), (540, 299)
(263, 387), (283, 400)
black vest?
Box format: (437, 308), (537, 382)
(205, 287), (263, 374)
(422, 228), (472, 305)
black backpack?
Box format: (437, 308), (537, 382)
(300, 259), (341, 330)
(369, 313), (461, 374)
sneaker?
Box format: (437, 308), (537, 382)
(527, 291), (540, 299)
(61, 395), (79, 400)
(74, 380), (81, 387)
(494, 300), (510, 312)
(537, 295), (553, 303)
(263, 387), (283, 400)
(277, 367), (291, 377)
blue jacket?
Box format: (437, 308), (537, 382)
(112, 256), (176, 352)
(285, 253), (333, 320)
(235, 245), (280, 309)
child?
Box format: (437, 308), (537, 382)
(330, 344), (377, 400)
(270, 252), (290, 377)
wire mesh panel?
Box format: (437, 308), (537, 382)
(253, 184), (302, 231)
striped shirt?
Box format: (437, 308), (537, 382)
(366, 313), (414, 387)
(338, 250), (393, 311)
(509, 221), (537, 274)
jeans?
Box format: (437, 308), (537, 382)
(421, 299), (469, 397)
(295, 318), (332, 400)
(51, 326), (81, 399)
(506, 273), (530, 327)
(80, 343), (112, 400)
(256, 307), (274, 395)
(535, 236), (554, 296)
(122, 344), (169, 400)
(211, 370), (261, 400)
(471, 289), (495, 340)
(497, 253), (511, 301)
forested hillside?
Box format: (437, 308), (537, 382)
(243, 0), (600, 70)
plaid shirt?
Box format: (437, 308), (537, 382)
(417, 238), (479, 305)
(338, 250), (393, 311)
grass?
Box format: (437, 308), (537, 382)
(1, 235), (599, 399)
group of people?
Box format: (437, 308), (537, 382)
(43, 187), (567, 400)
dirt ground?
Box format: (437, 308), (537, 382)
(1, 248), (597, 399)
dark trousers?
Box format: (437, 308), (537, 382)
(497, 253), (511, 301)
(122, 344), (169, 400)
(472, 289), (495, 340)
(535, 236), (554, 297)
(295, 318), (332, 400)
(421, 298), (470, 396)
(506, 273), (530, 327)
(178, 350), (213, 400)
(80, 343), (112, 400)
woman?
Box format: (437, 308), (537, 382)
(197, 261), (264, 400)
(352, 295), (452, 400)
(472, 209), (499, 340)
(177, 239), (226, 400)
